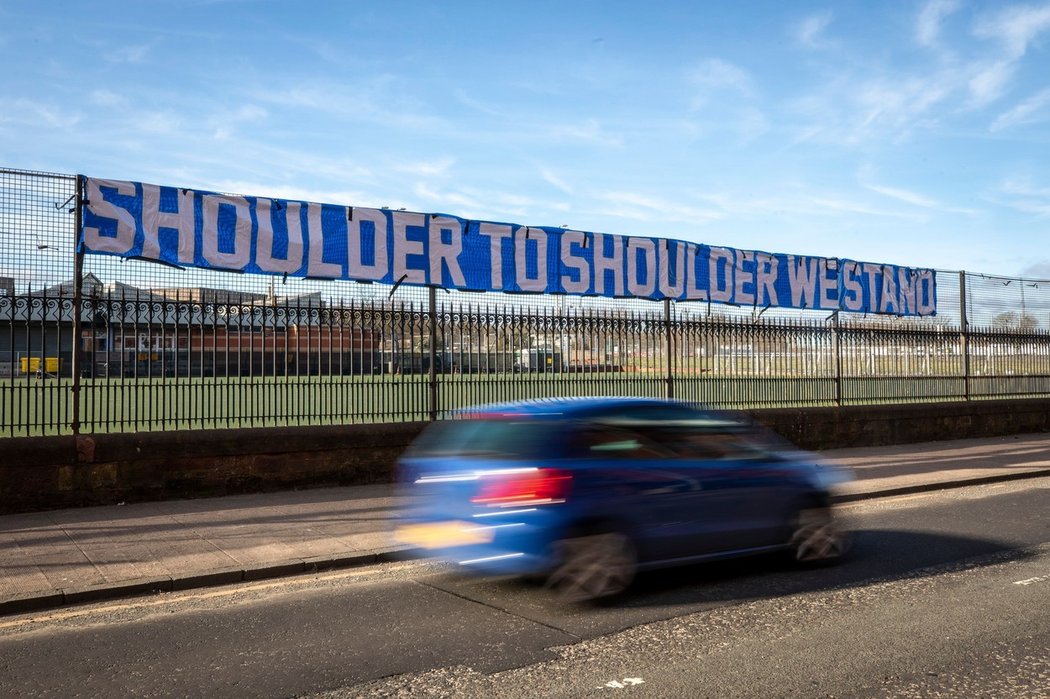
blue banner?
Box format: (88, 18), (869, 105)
(80, 177), (937, 316)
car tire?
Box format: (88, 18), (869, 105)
(788, 507), (850, 564)
(546, 530), (636, 603)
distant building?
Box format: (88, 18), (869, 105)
(152, 287), (267, 305)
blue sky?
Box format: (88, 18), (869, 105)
(2, 0), (1049, 279)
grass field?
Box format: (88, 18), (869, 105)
(5, 368), (1042, 437)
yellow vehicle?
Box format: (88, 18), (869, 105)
(20, 357), (61, 376)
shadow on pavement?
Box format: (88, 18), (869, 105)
(423, 527), (1034, 639)
(618, 528), (1030, 608)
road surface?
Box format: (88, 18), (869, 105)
(3, 477), (1048, 698)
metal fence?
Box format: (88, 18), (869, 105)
(3, 167), (1050, 437)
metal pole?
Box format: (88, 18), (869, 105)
(664, 298), (674, 399)
(833, 312), (842, 406)
(70, 175), (85, 435)
(959, 271), (970, 401)
(428, 285), (438, 421)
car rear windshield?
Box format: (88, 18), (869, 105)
(409, 419), (559, 458)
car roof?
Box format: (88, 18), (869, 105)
(451, 396), (718, 421)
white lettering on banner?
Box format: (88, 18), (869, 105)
(255, 199), (304, 274)
(305, 203), (341, 279)
(880, 267), (899, 314)
(659, 241), (685, 297)
(709, 247), (733, 303)
(141, 184), (195, 263)
(83, 178), (136, 254)
(756, 252), (778, 306)
(862, 263), (881, 311)
(593, 233), (625, 296)
(684, 243), (709, 301)
(515, 228), (547, 292)
(348, 207), (389, 281)
(429, 215), (466, 287)
(78, 177), (939, 316)
(842, 262), (863, 311)
(627, 238), (656, 297)
(788, 256), (818, 308)
(917, 271), (936, 315)
(898, 268), (917, 315)
(819, 259), (838, 308)
(202, 194), (251, 270)
(560, 230), (590, 294)
(392, 212), (426, 284)
(478, 222), (513, 288)
(733, 250), (756, 306)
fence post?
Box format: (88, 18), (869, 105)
(70, 175), (84, 435)
(832, 311), (842, 406)
(428, 285), (438, 421)
(959, 271), (970, 400)
(664, 298), (674, 399)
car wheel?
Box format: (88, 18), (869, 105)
(788, 507), (850, 564)
(546, 531), (636, 603)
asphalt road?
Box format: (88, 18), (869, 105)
(2, 477), (1049, 698)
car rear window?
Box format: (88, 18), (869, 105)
(409, 419), (559, 458)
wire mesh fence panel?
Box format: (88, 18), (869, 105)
(0, 169), (77, 436)
(8, 166), (1050, 436)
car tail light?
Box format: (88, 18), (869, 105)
(471, 468), (573, 506)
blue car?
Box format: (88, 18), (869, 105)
(396, 397), (852, 602)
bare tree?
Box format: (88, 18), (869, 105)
(991, 311), (1039, 329)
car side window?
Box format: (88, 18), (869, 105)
(573, 424), (675, 460)
(669, 428), (768, 461)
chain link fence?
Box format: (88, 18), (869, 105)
(2, 167), (1049, 436)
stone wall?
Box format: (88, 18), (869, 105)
(3, 398), (1048, 514)
(0, 422), (427, 514)
(750, 398), (1050, 450)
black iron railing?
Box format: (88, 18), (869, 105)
(4, 166), (1050, 436)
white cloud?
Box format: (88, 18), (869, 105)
(412, 183), (525, 221)
(858, 165), (978, 214)
(539, 167), (574, 195)
(794, 11), (835, 49)
(107, 44), (150, 64)
(690, 58), (754, 94)
(391, 157), (456, 178)
(973, 2), (1050, 60)
(968, 60), (1015, 106)
(454, 90), (508, 118)
(210, 104), (268, 140)
(990, 87), (1050, 130)
(862, 182), (978, 215)
(995, 176), (1050, 215)
(202, 181), (372, 208)
(864, 182), (940, 208)
(789, 72), (955, 146)
(546, 119), (623, 147)
(784, 2), (1050, 141)
(594, 191), (723, 224)
(7, 99), (82, 129)
(138, 110), (183, 135)
(249, 80), (447, 133)
(1001, 178), (1050, 198)
(735, 107), (770, 142)
(88, 90), (128, 108)
(917, 0), (961, 48)
(1021, 260), (1050, 278)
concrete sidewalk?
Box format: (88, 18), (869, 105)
(4, 433), (1050, 616)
